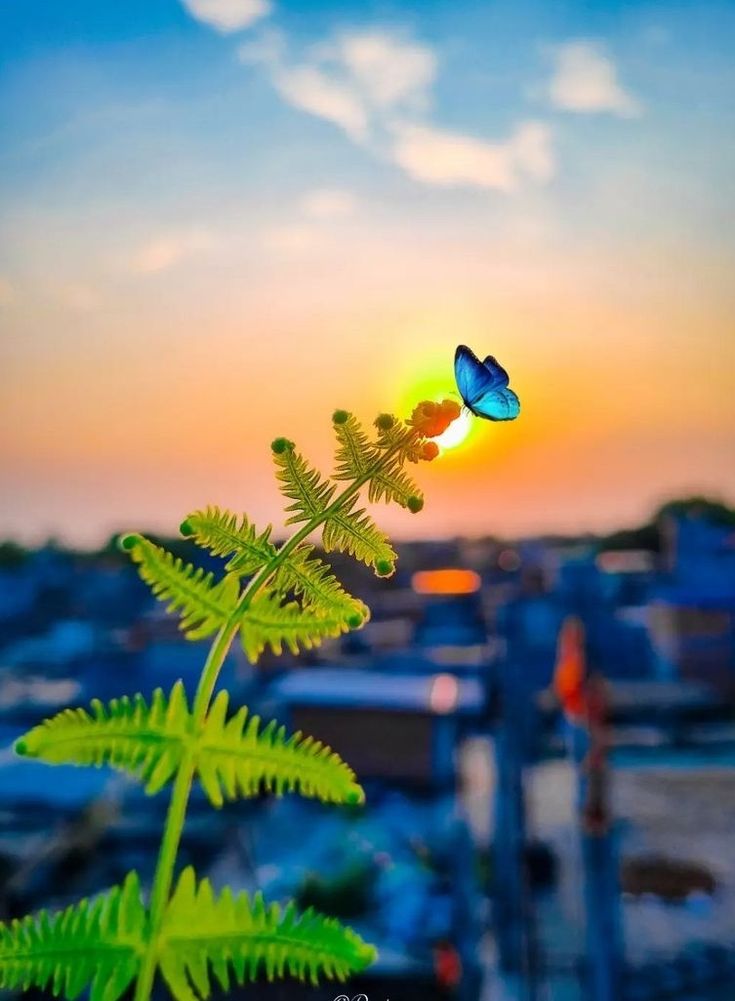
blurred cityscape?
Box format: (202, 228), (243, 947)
(1, 496), (734, 1000)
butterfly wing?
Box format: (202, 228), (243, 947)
(481, 355), (510, 389)
(454, 345), (495, 408)
(454, 345), (520, 421)
(471, 385), (521, 421)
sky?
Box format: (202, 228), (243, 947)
(1, 0), (734, 546)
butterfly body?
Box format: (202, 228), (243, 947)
(454, 344), (520, 421)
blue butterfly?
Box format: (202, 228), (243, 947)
(454, 344), (520, 421)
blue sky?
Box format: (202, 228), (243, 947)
(1, 0), (734, 544)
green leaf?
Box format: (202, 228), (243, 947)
(15, 684), (363, 808)
(367, 455), (423, 509)
(322, 495), (397, 576)
(274, 544), (368, 624)
(159, 867), (376, 1001)
(332, 411), (374, 481)
(14, 682), (191, 795)
(240, 590), (357, 663)
(121, 534), (239, 639)
(0, 873), (145, 1001)
(197, 690), (364, 808)
(333, 412), (422, 510)
(374, 413), (420, 461)
(272, 439), (335, 526)
(180, 506), (276, 576)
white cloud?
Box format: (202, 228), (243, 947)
(391, 120), (554, 191)
(548, 40), (641, 117)
(336, 32), (436, 109)
(130, 229), (217, 274)
(181, 0), (271, 34)
(240, 28), (435, 144)
(241, 26), (555, 193)
(0, 276), (14, 306)
(300, 188), (357, 220)
(272, 64), (369, 141)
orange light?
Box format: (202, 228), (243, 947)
(412, 568), (482, 595)
(429, 673), (460, 714)
(553, 616), (587, 721)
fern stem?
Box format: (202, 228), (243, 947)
(133, 429), (413, 1001)
(133, 620), (236, 1001)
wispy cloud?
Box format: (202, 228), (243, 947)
(271, 62), (370, 141)
(242, 28), (554, 193)
(547, 40), (641, 117)
(130, 229), (218, 274)
(300, 188), (357, 220)
(180, 0), (271, 34)
(391, 120), (554, 192)
(241, 28), (435, 144)
(334, 31), (436, 111)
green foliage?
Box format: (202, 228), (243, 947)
(11, 401), (440, 1001)
(0, 872), (145, 1001)
(180, 506), (276, 575)
(14, 683), (190, 795)
(332, 410), (373, 480)
(272, 437), (336, 525)
(240, 589), (359, 662)
(272, 544), (368, 625)
(121, 534), (239, 640)
(158, 867), (376, 1001)
(195, 689), (364, 808)
(16, 683), (364, 808)
(333, 411), (423, 511)
(322, 495), (397, 574)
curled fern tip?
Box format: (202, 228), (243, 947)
(375, 558), (395, 578)
(407, 495), (424, 513)
(271, 437), (294, 455)
(332, 409), (349, 425)
(179, 518), (194, 537)
(118, 533), (141, 552)
(374, 413), (395, 431)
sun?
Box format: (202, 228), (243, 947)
(434, 406), (472, 450)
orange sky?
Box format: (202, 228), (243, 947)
(2, 1), (734, 545)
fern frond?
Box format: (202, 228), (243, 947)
(159, 867), (376, 1001)
(16, 683), (363, 808)
(274, 544), (368, 624)
(180, 506), (276, 576)
(197, 690), (364, 807)
(322, 495), (397, 576)
(14, 682), (191, 795)
(331, 410), (374, 480)
(0, 872), (145, 1001)
(240, 591), (355, 663)
(333, 411), (423, 511)
(367, 455), (423, 510)
(374, 413), (421, 461)
(120, 534), (239, 639)
(271, 438), (335, 526)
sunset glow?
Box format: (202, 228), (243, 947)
(1, 1), (733, 545)
(435, 409), (473, 451)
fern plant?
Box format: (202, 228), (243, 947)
(3, 398), (460, 1001)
